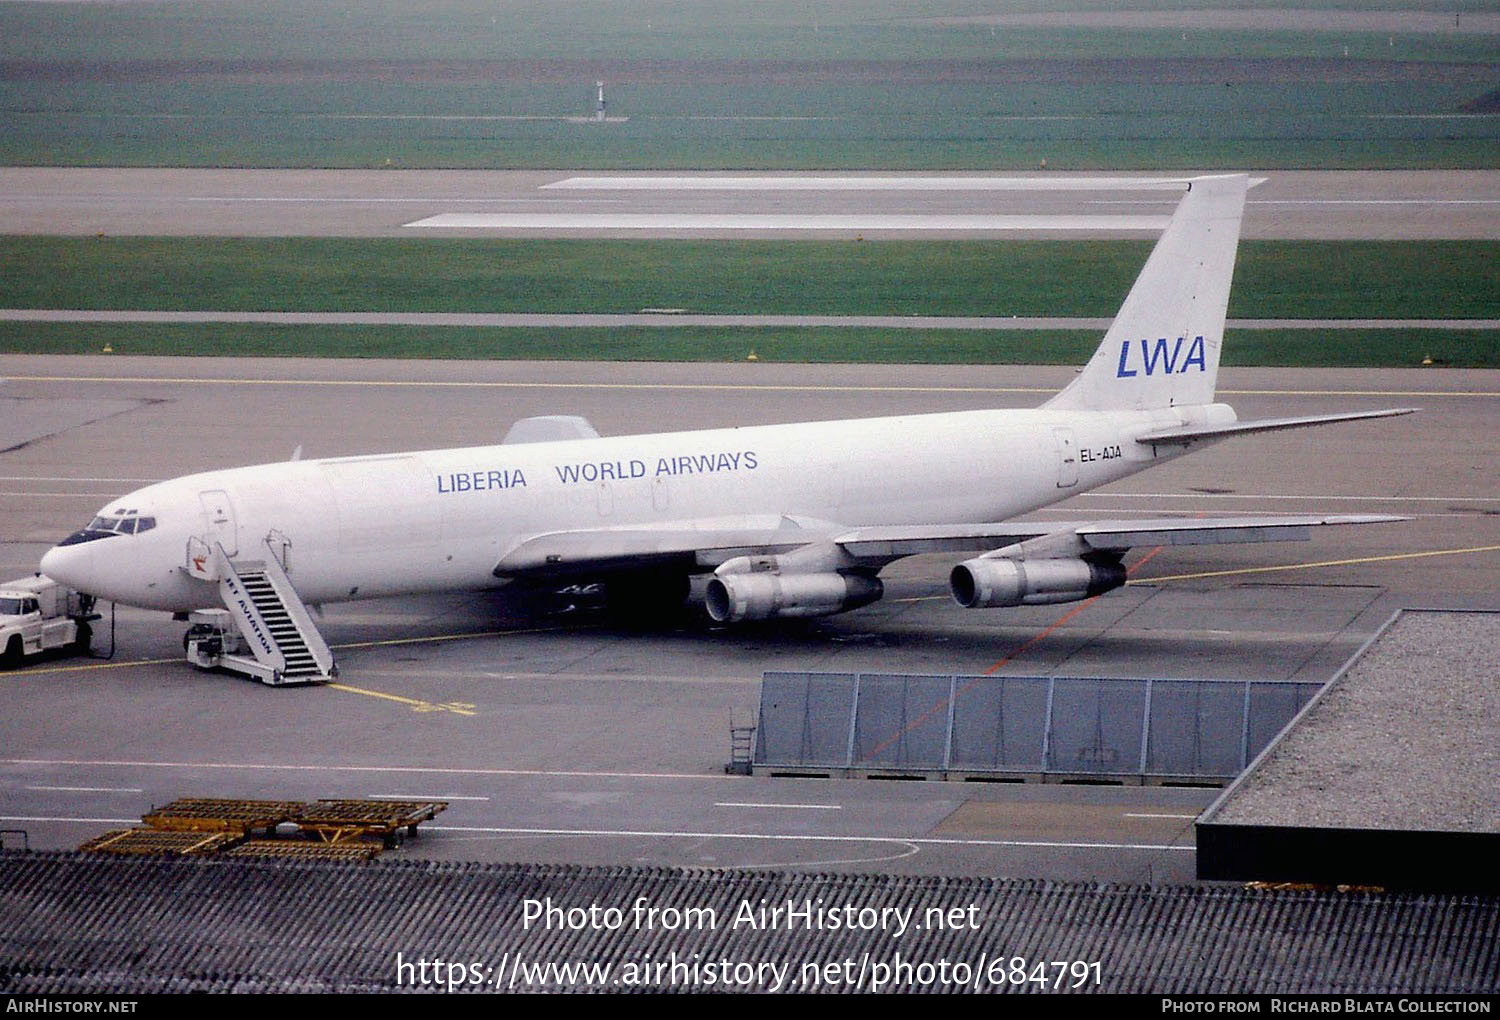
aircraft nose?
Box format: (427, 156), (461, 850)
(39, 541), (94, 593)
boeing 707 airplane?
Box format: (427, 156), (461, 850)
(37, 175), (1412, 681)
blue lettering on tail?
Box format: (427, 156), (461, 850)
(1115, 336), (1208, 378)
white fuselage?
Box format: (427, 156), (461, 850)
(41, 404), (1208, 613)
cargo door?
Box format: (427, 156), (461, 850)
(1053, 428), (1079, 488)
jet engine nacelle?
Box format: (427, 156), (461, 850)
(705, 570), (883, 622)
(949, 556), (1125, 608)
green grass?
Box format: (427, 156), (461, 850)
(3, 322), (1494, 369)
(0, 0), (1493, 169)
(3, 1), (1494, 65)
(2, 237), (1496, 320)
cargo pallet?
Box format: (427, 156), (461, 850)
(225, 839), (384, 863)
(141, 798), (308, 835)
(80, 797), (449, 861)
(296, 800), (448, 845)
(78, 829), (244, 857)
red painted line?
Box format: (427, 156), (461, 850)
(866, 546), (1166, 758)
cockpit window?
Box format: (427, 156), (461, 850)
(84, 514), (155, 536)
(61, 511), (157, 546)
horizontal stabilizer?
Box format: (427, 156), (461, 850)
(1136, 407), (1417, 447)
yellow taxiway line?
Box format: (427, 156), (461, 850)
(324, 682), (476, 717)
(1128, 543), (1500, 585)
(7, 546), (1494, 682)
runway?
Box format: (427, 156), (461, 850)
(2, 168), (1497, 239)
(2, 355), (1496, 879)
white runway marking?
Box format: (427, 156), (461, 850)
(0, 491), (138, 498)
(404, 213), (1171, 232)
(4, 757), (736, 782)
(367, 793), (490, 802)
(1080, 492), (1500, 503)
(1036, 507), (1481, 521)
(1254, 198), (1500, 206)
(179, 197), (619, 205)
(8, 373), (1498, 400)
(9, 310), (1494, 330)
(0, 813), (1193, 853)
(433, 823), (1194, 852)
(1123, 812), (1199, 820)
(1089, 198), (1500, 208)
(714, 802), (843, 811)
(3, 815), (138, 825)
(25, 786), (144, 794)
(0, 476), (162, 483)
(543, 175), (1202, 191)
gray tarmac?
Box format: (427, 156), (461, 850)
(2, 355), (1496, 880)
(2, 168), (1497, 239)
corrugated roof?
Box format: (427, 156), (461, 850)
(1, 851), (1496, 993)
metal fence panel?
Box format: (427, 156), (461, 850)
(948, 675), (1050, 771)
(1146, 680), (1246, 777)
(756, 672), (857, 767)
(1246, 682), (1320, 761)
(1047, 678), (1150, 775)
(851, 674), (953, 769)
(756, 672), (1326, 781)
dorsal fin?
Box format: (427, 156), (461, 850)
(502, 415), (601, 445)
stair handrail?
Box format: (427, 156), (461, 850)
(213, 543), (287, 676)
(254, 538), (336, 678)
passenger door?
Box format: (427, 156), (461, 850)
(198, 489), (239, 557)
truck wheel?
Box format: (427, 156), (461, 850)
(2, 635), (21, 669)
(73, 622), (92, 653)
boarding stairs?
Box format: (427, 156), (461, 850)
(211, 540), (335, 685)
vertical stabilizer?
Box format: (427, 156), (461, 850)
(1046, 174), (1248, 411)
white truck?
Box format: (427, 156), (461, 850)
(0, 575), (98, 666)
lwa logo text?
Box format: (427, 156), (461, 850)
(1115, 336), (1207, 377)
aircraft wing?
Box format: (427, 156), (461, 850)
(494, 513), (1404, 577)
(492, 515), (847, 576)
(834, 514), (1403, 558)
(1065, 514), (1404, 550)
